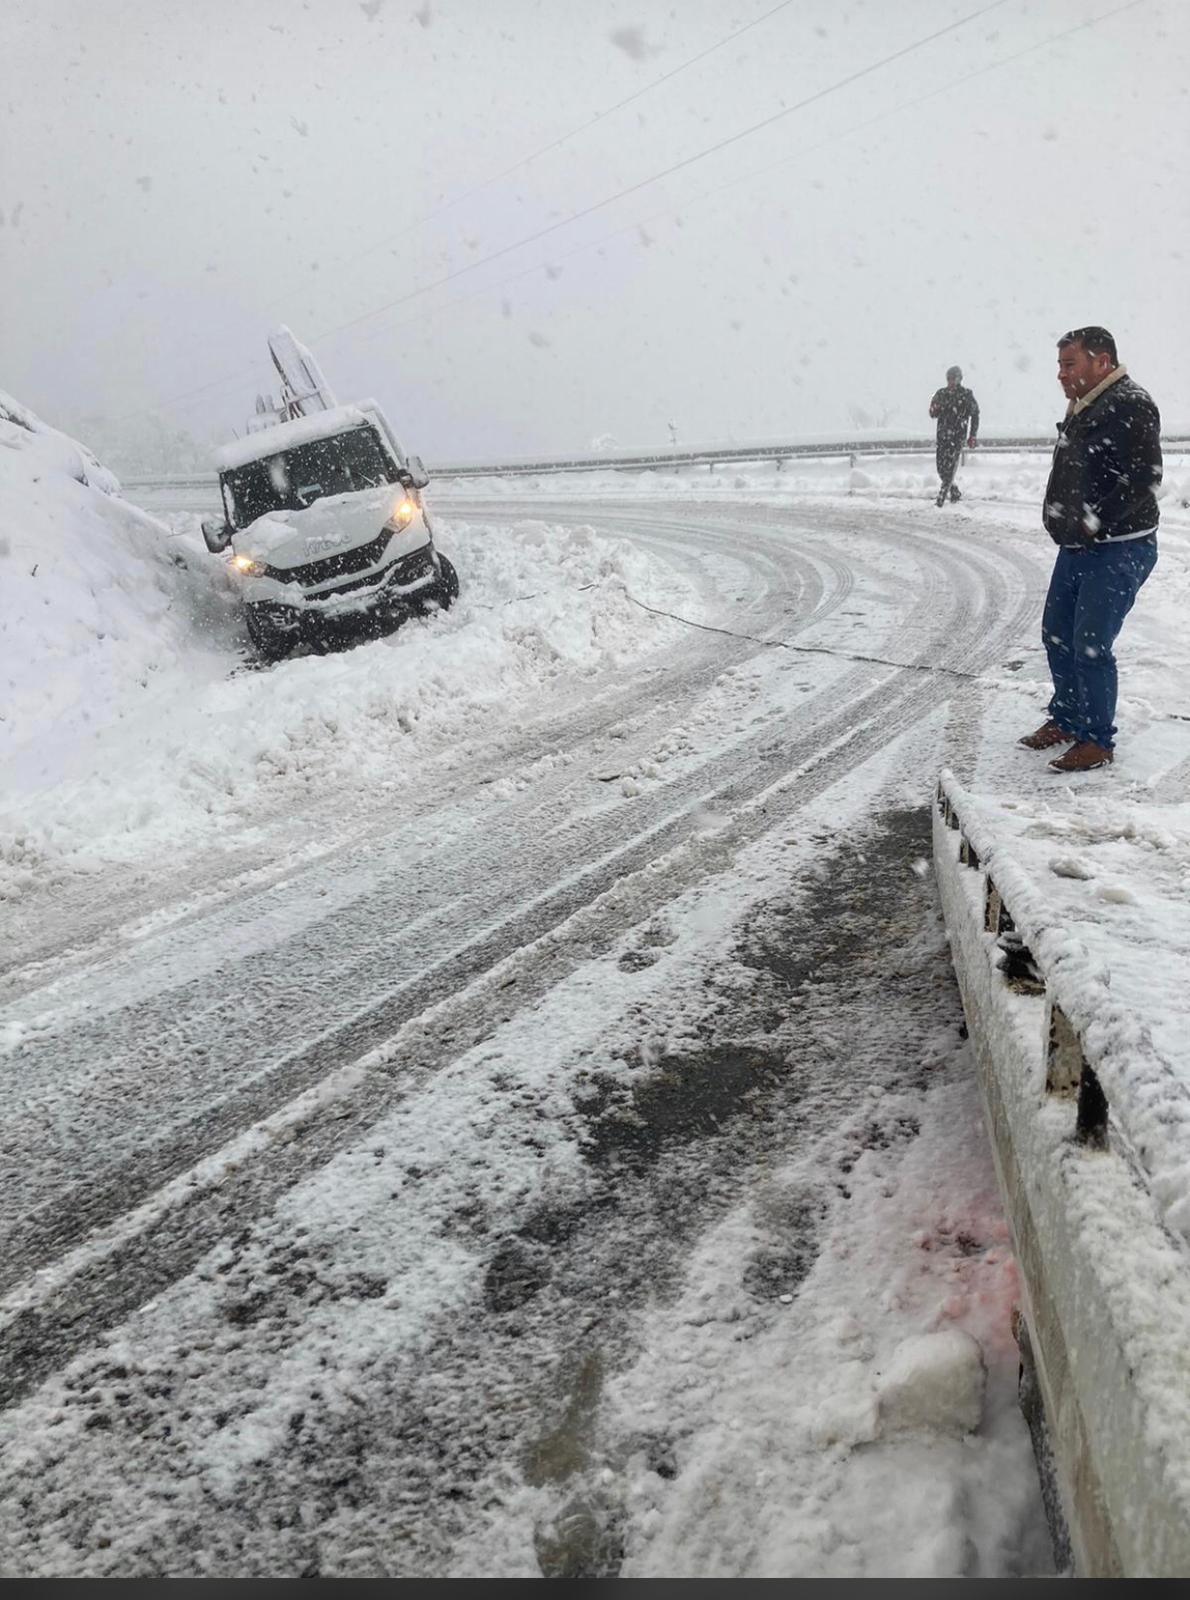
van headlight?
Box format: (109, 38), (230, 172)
(230, 553), (266, 575)
(387, 497), (418, 531)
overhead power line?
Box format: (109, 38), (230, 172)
(326, 0), (1148, 355)
(109, 1), (799, 424)
(394, 0), (802, 232)
(404, 0), (802, 228)
(127, 0), (1007, 423)
(309, 0), (1011, 346)
(150, 0), (1145, 423)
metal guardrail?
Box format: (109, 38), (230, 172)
(428, 433), (1190, 478)
(119, 432), (1190, 493)
(121, 439), (1055, 493)
(933, 771), (1190, 1577)
(939, 783), (1111, 1146)
(425, 435), (1064, 477)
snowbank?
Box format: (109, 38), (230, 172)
(0, 390), (121, 497)
(876, 1329), (986, 1437)
(1, 394), (227, 896)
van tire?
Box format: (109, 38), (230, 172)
(246, 604), (294, 662)
(431, 553), (460, 610)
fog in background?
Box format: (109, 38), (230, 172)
(2, 0), (1187, 467)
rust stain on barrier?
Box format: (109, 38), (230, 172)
(984, 878), (1016, 937)
(1045, 1004), (1109, 1145)
(1046, 1002), (1083, 1099)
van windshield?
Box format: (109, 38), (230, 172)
(221, 424), (396, 528)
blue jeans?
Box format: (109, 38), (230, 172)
(1043, 538), (1157, 749)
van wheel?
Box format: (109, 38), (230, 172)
(431, 553), (460, 609)
(246, 605), (293, 662)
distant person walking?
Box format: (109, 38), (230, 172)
(1019, 326), (1161, 773)
(929, 366), (979, 507)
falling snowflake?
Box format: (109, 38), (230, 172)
(609, 27), (651, 60)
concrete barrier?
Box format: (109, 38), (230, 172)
(933, 771), (1190, 1577)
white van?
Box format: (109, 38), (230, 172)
(202, 333), (458, 661)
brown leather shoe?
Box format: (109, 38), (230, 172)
(1048, 741), (1114, 773)
(1018, 720), (1074, 751)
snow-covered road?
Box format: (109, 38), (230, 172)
(2, 500), (1040, 1333)
(3, 456), (1087, 1575)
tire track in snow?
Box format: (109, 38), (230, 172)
(2, 518), (1023, 1241)
(0, 512), (1037, 1401)
(0, 509), (835, 994)
(0, 516), (957, 1276)
(0, 647), (976, 1409)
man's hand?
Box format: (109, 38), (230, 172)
(967, 436), (978, 448)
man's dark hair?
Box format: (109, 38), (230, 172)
(1058, 325), (1118, 365)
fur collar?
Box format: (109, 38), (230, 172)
(1068, 363), (1127, 416)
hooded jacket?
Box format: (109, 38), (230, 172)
(1043, 367), (1162, 546)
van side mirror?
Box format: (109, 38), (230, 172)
(202, 515), (234, 554)
(403, 454), (430, 490)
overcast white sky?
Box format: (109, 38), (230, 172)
(2, 0), (1187, 461)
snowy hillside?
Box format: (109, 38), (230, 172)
(0, 394), (227, 893)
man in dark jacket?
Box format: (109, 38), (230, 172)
(929, 365), (979, 506)
(1019, 326), (1161, 772)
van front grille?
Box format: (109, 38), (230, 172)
(266, 526), (393, 589)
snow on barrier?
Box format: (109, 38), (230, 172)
(933, 770), (1190, 1577)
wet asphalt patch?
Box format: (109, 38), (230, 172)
(8, 804), (965, 1578)
(506, 803), (961, 1576)
(577, 1044), (783, 1170)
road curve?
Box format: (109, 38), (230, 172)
(1, 496), (1047, 1456)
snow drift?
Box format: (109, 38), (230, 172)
(1, 392), (224, 895)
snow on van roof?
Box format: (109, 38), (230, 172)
(213, 405), (375, 472)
